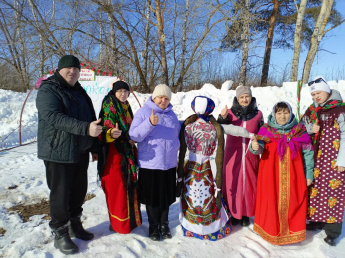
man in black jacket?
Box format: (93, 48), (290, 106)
(36, 55), (102, 255)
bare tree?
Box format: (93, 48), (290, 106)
(149, 0), (169, 86)
(290, 0), (307, 81)
(302, 0), (345, 82)
(171, 1), (231, 91)
(177, 0), (189, 91)
(0, 0), (31, 91)
(142, 0), (152, 88)
(239, 0), (251, 86)
(260, 0), (283, 86)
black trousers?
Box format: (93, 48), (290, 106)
(310, 221), (343, 238)
(44, 152), (89, 229)
(146, 205), (169, 227)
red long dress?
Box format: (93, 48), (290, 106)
(99, 97), (142, 234)
(101, 144), (141, 234)
(254, 140), (308, 245)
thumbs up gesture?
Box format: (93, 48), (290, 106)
(251, 135), (259, 151)
(150, 109), (159, 126)
(312, 119), (320, 134)
(221, 105), (228, 119)
(111, 123), (122, 139)
(89, 118), (103, 137)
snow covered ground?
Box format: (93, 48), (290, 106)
(0, 80), (345, 257)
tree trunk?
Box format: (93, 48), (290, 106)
(290, 0), (307, 81)
(107, 0), (119, 75)
(177, 0), (189, 91)
(99, 12), (103, 64)
(142, 0), (151, 90)
(239, 0), (250, 86)
(302, 0), (334, 83)
(260, 0), (279, 86)
(15, 0), (30, 91)
(40, 34), (45, 76)
(154, 0), (169, 86)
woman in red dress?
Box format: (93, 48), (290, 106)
(250, 102), (314, 245)
(98, 81), (142, 234)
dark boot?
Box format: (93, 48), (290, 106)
(241, 216), (250, 227)
(324, 236), (337, 246)
(109, 224), (116, 233)
(149, 225), (160, 241)
(160, 209), (172, 239)
(160, 224), (172, 239)
(53, 225), (79, 255)
(69, 217), (94, 240)
(230, 216), (240, 226)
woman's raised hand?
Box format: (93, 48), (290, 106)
(251, 135), (259, 151)
(150, 109), (159, 125)
(312, 119), (320, 134)
(221, 105), (228, 119)
(111, 123), (122, 139)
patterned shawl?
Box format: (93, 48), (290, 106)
(258, 123), (313, 160)
(98, 92), (138, 186)
(305, 100), (345, 143)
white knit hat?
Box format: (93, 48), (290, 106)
(152, 84), (172, 100)
(309, 75), (331, 94)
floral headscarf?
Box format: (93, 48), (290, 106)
(191, 96), (215, 121)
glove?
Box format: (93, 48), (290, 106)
(176, 181), (183, 198)
(255, 134), (270, 143)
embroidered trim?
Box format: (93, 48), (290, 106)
(253, 223), (306, 245)
(134, 189), (142, 226)
(109, 212), (130, 222)
(109, 192), (130, 221)
(279, 150), (290, 236)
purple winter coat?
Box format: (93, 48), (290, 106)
(129, 97), (181, 170)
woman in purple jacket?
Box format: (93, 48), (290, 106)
(129, 84), (181, 241)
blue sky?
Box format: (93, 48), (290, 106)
(269, 0), (345, 81)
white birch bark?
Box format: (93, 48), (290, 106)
(290, 0), (308, 81)
(302, 0), (333, 83)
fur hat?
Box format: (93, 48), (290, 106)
(112, 81), (130, 92)
(152, 84), (171, 100)
(236, 86), (252, 99)
(308, 75), (330, 94)
(58, 55), (81, 70)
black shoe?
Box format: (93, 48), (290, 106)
(160, 225), (172, 239)
(241, 216), (250, 227)
(149, 225), (160, 241)
(53, 225), (79, 255)
(324, 236), (337, 246)
(109, 224), (116, 233)
(69, 218), (94, 240)
(306, 222), (324, 231)
(230, 216), (240, 226)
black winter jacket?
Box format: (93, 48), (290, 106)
(36, 72), (97, 163)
